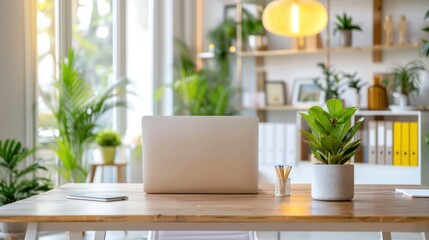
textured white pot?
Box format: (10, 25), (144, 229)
(312, 164), (354, 201)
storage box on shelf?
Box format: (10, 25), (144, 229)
(297, 110), (429, 185)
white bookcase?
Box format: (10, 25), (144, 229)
(294, 110), (429, 185)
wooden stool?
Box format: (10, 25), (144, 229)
(89, 162), (127, 183)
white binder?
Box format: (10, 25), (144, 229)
(377, 121), (386, 165)
(368, 121), (377, 164)
(385, 121), (393, 165)
(275, 124), (285, 165)
(265, 123), (275, 165)
(258, 123), (266, 165)
(285, 124), (297, 166)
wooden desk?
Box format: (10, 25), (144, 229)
(0, 184), (428, 240)
(89, 162), (126, 183)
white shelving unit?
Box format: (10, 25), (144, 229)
(295, 110), (429, 185)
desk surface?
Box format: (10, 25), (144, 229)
(0, 184), (428, 223)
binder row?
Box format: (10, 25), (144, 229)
(367, 121), (418, 166)
(259, 123), (297, 166)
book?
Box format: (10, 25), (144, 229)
(66, 193), (129, 202)
(395, 189), (429, 198)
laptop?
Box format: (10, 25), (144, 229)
(142, 116), (259, 194)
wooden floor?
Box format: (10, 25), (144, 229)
(38, 231), (424, 240)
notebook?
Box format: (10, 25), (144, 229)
(142, 116), (259, 194)
(395, 189), (429, 198)
(66, 193), (128, 202)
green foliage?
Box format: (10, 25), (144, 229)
(96, 130), (122, 147)
(345, 72), (368, 94)
(333, 12), (362, 35)
(313, 63), (348, 100)
(241, 9), (265, 36)
(208, 20), (236, 80)
(43, 49), (126, 183)
(0, 139), (52, 205)
(421, 9), (429, 57)
(158, 39), (237, 116)
(300, 99), (363, 165)
(389, 60), (425, 100)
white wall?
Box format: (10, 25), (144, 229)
(0, 0), (27, 142)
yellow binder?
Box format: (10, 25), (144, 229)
(393, 122), (401, 166)
(410, 122), (418, 166)
(401, 122), (410, 166)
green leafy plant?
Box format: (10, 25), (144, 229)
(300, 99), (363, 165)
(241, 9), (265, 36)
(157, 39), (237, 116)
(0, 139), (52, 205)
(421, 8), (429, 57)
(208, 20), (236, 80)
(42, 49), (126, 183)
(333, 12), (362, 35)
(345, 72), (368, 95)
(96, 130), (122, 147)
(388, 60), (425, 102)
(313, 63), (348, 100)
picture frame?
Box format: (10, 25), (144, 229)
(291, 78), (325, 106)
(265, 81), (286, 105)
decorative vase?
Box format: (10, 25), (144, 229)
(340, 30), (352, 47)
(311, 164), (354, 201)
(101, 146), (116, 164)
(368, 75), (388, 110)
(248, 35), (268, 51)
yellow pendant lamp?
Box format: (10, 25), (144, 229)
(262, 0), (328, 38)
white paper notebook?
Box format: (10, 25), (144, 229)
(66, 193), (128, 202)
(395, 189), (429, 198)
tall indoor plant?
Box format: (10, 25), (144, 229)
(313, 63), (348, 101)
(333, 12), (362, 47)
(300, 99), (363, 200)
(241, 9), (267, 51)
(42, 49), (126, 183)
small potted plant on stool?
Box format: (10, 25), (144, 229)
(96, 130), (122, 164)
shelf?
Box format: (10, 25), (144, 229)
(239, 105), (309, 111)
(238, 43), (421, 57)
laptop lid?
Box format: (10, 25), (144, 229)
(142, 116), (259, 194)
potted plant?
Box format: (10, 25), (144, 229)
(345, 72), (367, 108)
(333, 12), (362, 47)
(388, 60), (425, 108)
(313, 63), (348, 102)
(40, 49), (127, 182)
(300, 99), (363, 201)
(96, 130), (122, 164)
(241, 9), (267, 51)
(0, 139), (52, 237)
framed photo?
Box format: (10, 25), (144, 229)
(265, 81), (286, 105)
(291, 78), (325, 106)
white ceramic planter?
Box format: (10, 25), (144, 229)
(248, 35), (268, 51)
(311, 164), (354, 201)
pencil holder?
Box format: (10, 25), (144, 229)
(275, 178), (290, 196)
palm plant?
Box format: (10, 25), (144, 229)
(333, 12), (362, 35)
(43, 49), (126, 183)
(389, 60), (425, 103)
(157, 39), (237, 116)
(0, 139), (52, 205)
(300, 99), (363, 165)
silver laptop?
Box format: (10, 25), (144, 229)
(142, 116), (259, 194)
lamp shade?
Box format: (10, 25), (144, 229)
(262, 0), (328, 37)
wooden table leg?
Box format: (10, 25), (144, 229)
(89, 165), (97, 183)
(70, 231), (83, 240)
(117, 165), (125, 183)
(380, 232), (392, 240)
(24, 223), (38, 240)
